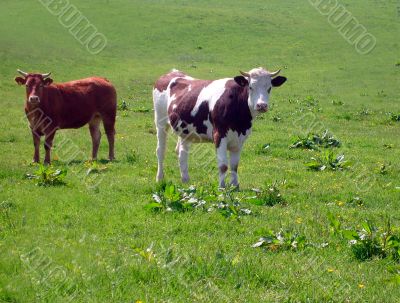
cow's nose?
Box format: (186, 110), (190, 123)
(29, 96), (40, 103)
(256, 103), (268, 112)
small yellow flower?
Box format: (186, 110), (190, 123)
(232, 254), (241, 266)
(358, 283), (365, 289)
(337, 201), (344, 207)
(327, 268), (335, 273)
(296, 218), (303, 224)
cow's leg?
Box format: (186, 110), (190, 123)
(178, 139), (191, 183)
(89, 116), (101, 160)
(216, 138), (228, 188)
(103, 118), (115, 161)
(156, 125), (169, 182)
(154, 88), (169, 182)
(175, 137), (181, 155)
(230, 150), (241, 187)
(44, 131), (56, 165)
(32, 131), (40, 163)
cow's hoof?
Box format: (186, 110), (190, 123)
(230, 183), (240, 190)
(181, 176), (190, 183)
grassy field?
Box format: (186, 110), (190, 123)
(0, 0), (399, 301)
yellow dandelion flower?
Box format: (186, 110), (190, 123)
(296, 218), (303, 224)
(327, 268), (335, 273)
(358, 283), (365, 289)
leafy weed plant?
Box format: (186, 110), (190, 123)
(147, 183), (252, 219)
(25, 164), (67, 186)
(252, 229), (307, 251)
(290, 130), (341, 150)
(247, 184), (287, 207)
(305, 151), (351, 171)
(328, 215), (400, 262)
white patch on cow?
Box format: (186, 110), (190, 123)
(170, 93), (177, 104)
(222, 129), (250, 152)
(187, 84), (192, 92)
(191, 78), (230, 117)
(173, 122), (212, 143)
(166, 77), (182, 108)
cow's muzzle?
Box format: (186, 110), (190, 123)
(28, 96), (40, 104)
(256, 103), (268, 113)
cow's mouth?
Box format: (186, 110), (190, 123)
(27, 100), (40, 106)
(257, 108), (268, 113)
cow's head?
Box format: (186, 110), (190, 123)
(234, 67), (286, 114)
(15, 69), (53, 105)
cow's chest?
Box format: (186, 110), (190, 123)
(223, 129), (251, 152)
(26, 108), (55, 135)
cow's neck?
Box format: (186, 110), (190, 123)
(239, 87), (257, 121)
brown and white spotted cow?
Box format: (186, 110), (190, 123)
(153, 67), (287, 187)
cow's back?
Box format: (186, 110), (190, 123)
(46, 77), (116, 129)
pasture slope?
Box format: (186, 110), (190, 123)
(0, 0), (399, 302)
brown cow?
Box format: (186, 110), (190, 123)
(15, 70), (117, 164)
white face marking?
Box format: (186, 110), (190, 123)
(191, 78), (230, 116)
(246, 68), (273, 115)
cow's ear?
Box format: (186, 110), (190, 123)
(15, 77), (26, 85)
(271, 76), (287, 87)
(234, 76), (248, 87)
(43, 78), (53, 86)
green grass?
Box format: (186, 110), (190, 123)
(1, 0), (400, 301)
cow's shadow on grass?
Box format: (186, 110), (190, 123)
(53, 159), (119, 166)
